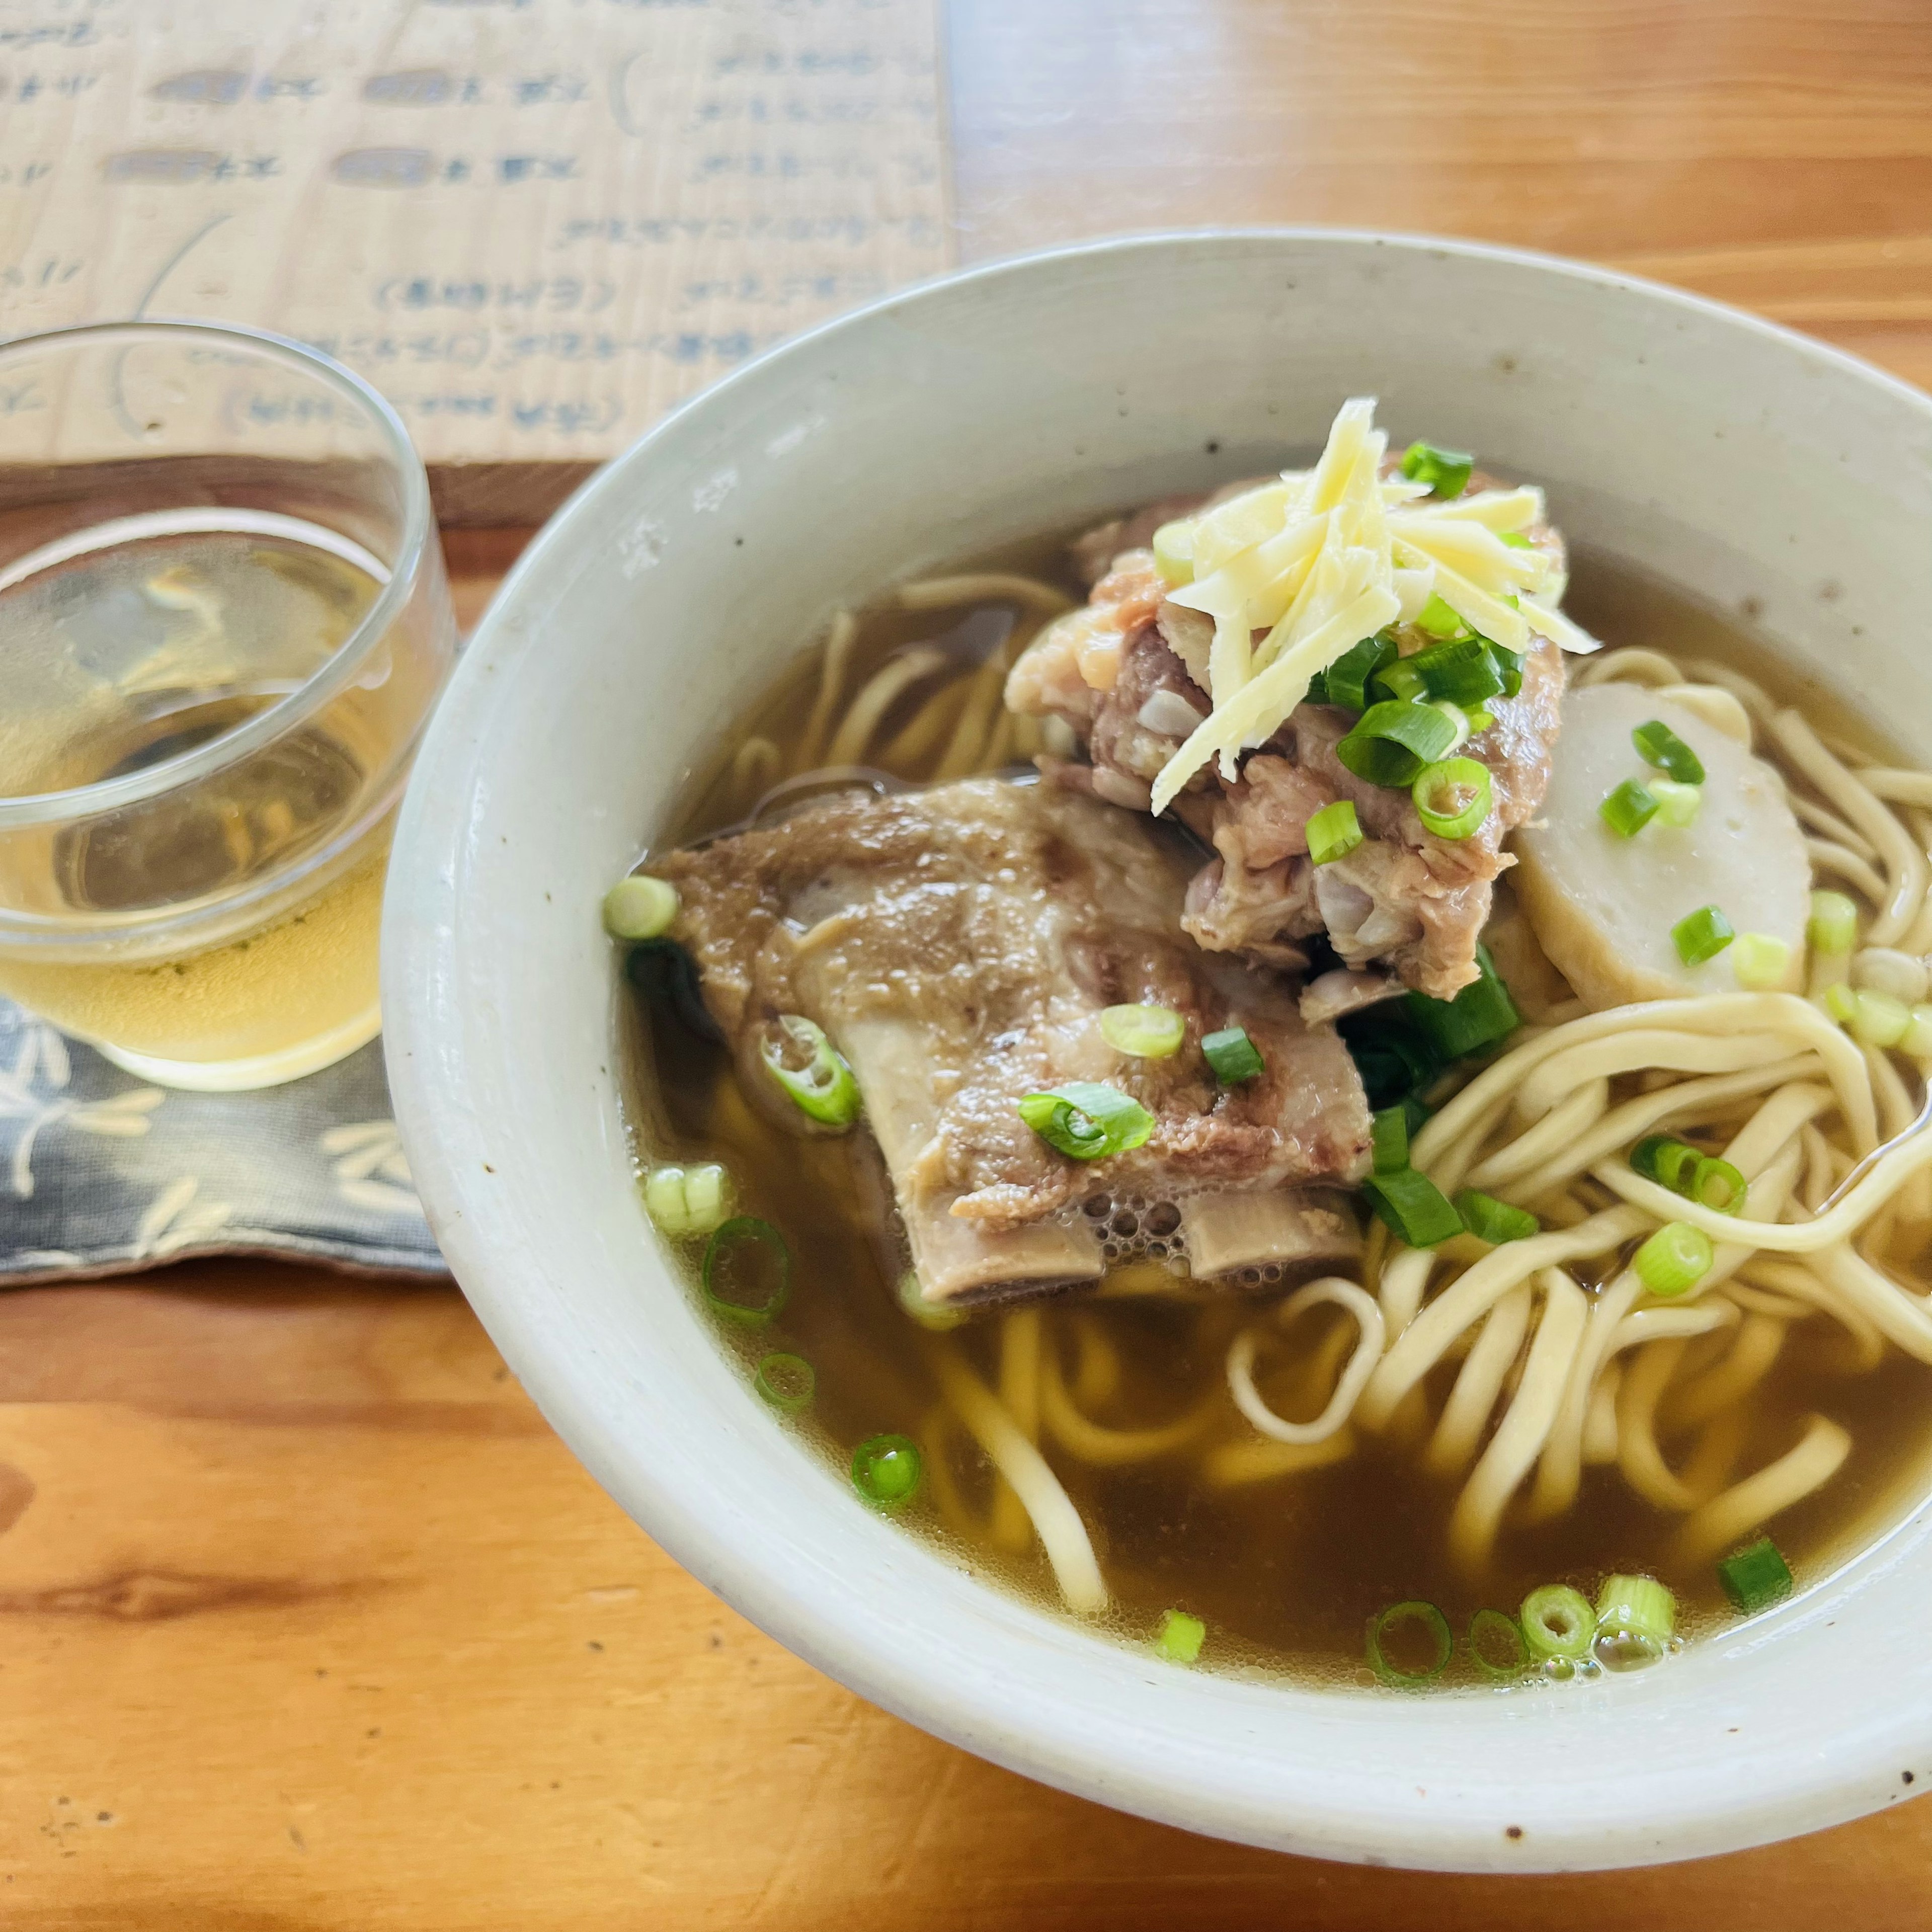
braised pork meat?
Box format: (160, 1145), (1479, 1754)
(651, 777), (1373, 1307)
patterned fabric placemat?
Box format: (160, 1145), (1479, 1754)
(0, 998), (442, 1284)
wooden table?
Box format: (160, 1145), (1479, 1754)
(11, 4), (1932, 1923)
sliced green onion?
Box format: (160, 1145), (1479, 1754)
(1672, 904), (1735, 967)
(1732, 932), (1793, 990)
(1410, 635), (1504, 705)
(1372, 658), (1431, 704)
(1500, 531), (1534, 550)
(1303, 670), (1329, 705)
(1401, 943), (1520, 1060)
(641, 1161), (733, 1238)
(1468, 1608), (1530, 1680)
(1824, 981), (1860, 1025)
(1630, 1135), (1700, 1193)
(755, 1351), (816, 1410)
(1362, 1168), (1465, 1248)
(1903, 1004), (1932, 1059)
(1689, 1154), (1747, 1216)
(1400, 440), (1474, 500)
(603, 873), (679, 940)
(1717, 1536), (1794, 1615)
(897, 1268), (963, 1331)
(1365, 1599), (1453, 1686)
(1649, 778), (1702, 828)
(1202, 1026), (1265, 1085)
(1100, 1003), (1186, 1059)
(1413, 593), (1470, 640)
(1371, 1104), (1410, 1174)
(702, 1216), (791, 1325)
(760, 1014), (861, 1126)
(1455, 1188), (1539, 1244)
(1429, 700), (1475, 752)
(1809, 889), (1859, 957)
(1520, 1583), (1596, 1661)
(1635, 1220), (1713, 1298)
(1488, 642), (1525, 697)
(1155, 1608), (1206, 1664)
(1464, 708), (1496, 735)
(1849, 987), (1911, 1050)
(1017, 1081), (1156, 1160)
(1599, 777), (1659, 839)
(1412, 757), (1493, 841)
(1307, 798), (1364, 866)
(850, 1433), (923, 1508)
(626, 937), (725, 1043)
(1152, 518), (1196, 587)
(1633, 718), (1706, 785)
(1322, 634), (1398, 710)
(1594, 1573), (1676, 1649)
(1336, 699), (1460, 788)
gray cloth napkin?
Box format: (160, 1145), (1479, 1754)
(0, 998), (444, 1283)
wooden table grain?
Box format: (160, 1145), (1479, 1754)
(12, 5), (1932, 1923)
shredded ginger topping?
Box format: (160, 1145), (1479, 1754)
(1147, 397), (1600, 817)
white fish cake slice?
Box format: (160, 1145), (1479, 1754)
(1513, 683), (1808, 1009)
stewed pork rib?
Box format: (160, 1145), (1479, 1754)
(651, 777), (1373, 1309)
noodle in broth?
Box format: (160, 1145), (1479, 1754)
(622, 536), (1932, 1690)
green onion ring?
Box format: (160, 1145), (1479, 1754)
(1365, 1599), (1454, 1687)
(1412, 756), (1493, 840)
(760, 1014), (862, 1127)
(701, 1216), (791, 1326)
(1520, 1583), (1596, 1661)
(754, 1351), (816, 1411)
(850, 1432), (924, 1508)
(1468, 1608), (1530, 1681)
(1016, 1081), (1156, 1160)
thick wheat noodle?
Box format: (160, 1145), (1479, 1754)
(731, 736), (781, 807)
(1357, 1208), (1648, 1430)
(1671, 1415), (1853, 1567)
(1811, 1243), (1932, 1364)
(1865, 1045), (1932, 1226)
(824, 645), (948, 768)
(1040, 1336), (1219, 1466)
(1465, 1079), (1608, 1190)
(1227, 1278), (1386, 1445)
(1526, 1103), (1796, 1522)
(1412, 995), (1878, 1173)
(1508, 1060), (1819, 1203)
(932, 657), (1011, 782)
(1735, 1260), (1886, 1369)
(1201, 1428), (1357, 1489)
(1858, 769), (1932, 811)
(880, 675), (971, 769)
(1721, 1277), (1821, 1322)
(896, 573), (1075, 616)
(793, 609), (858, 773)
(1516, 1031), (1812, 1122)
(1447, 1270), (1588, 1573)
(1423, 1284), (1533, 1475)
(1907, 810), (1932, 954)
(919, 1404), (997, 1544)
(981, 709), (1018, 770)
(1670, 1312), (1789, 1430)
(931, 1351), (1108, 1614)
(1772, 709), (1928, 945)
(1594, 1123), (1932, 1252)
(1576, 647), (1682, 688)
(1618, 1338), (1701, 1511)
(1583, 1360), (1623, 1464)
(1809, 839), (1893, 909)
(1377, 1245), (1437, 1339)
(1419, 1088), (1517, 1198)
(1071, 1314), (1122, 1405)
(1655, 682), (1754, 745)
(1612, 1298), (1740, 1353)
(990, 1308), (1042, 1551)
(1793, 793), (1881, 862)
(1678, 656), (1781, 730)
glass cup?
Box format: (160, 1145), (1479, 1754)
(0, 320), (457, 1089)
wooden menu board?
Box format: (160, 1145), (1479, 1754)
(0, 0), (951, 519)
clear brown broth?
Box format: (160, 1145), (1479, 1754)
(622, 527), (1932, 1689)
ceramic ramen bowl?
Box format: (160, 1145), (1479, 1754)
(383, 230), (1932, 1871)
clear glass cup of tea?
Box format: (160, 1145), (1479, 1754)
(0, 320), (458, 1090)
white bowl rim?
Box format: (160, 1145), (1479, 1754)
(385, 226), (1932, 1874)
